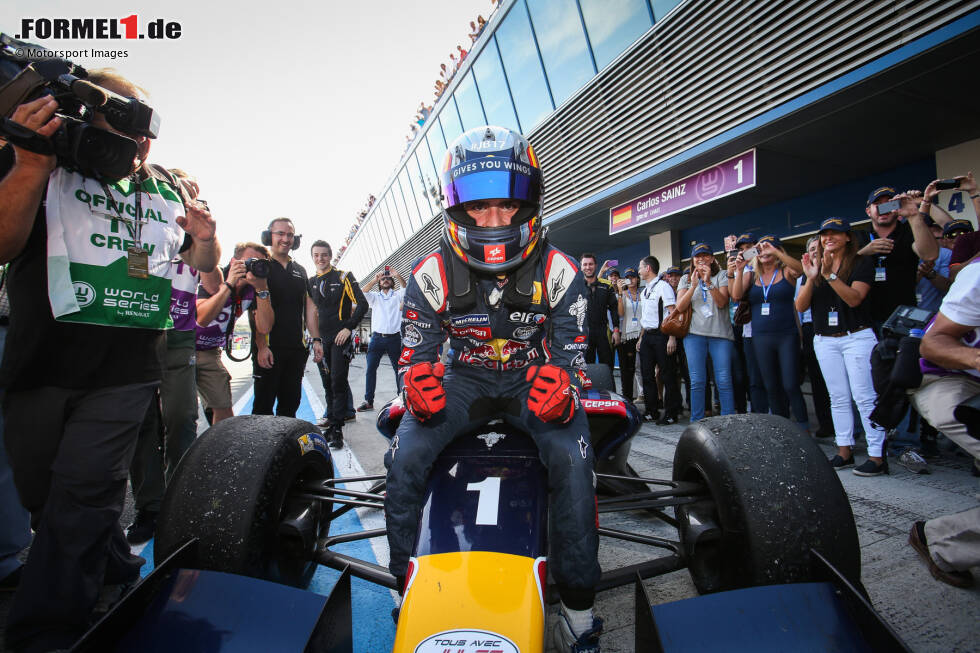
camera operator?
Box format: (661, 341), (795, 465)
(251, 217), (319, 418)
(908, 257), (980, 588)
(195, 242), (274, 423)
(357, 267), (407, 412)
(859, 186), (939, 330)
(0, 71), (219, 650)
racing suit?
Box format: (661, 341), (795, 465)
(384, 243), (601, 607)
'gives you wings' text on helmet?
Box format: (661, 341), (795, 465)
(440, 125), (543, 273)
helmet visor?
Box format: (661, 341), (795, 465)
(442, 166), (542, 208)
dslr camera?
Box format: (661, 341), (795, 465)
(244, 258), (270, 279)
(0, 33), (160, 182)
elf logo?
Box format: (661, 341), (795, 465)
(73, 281), (96, 307)
(509, 311), (547, 324)
(484, 244), (505, 264)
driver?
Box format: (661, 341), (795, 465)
(384, 126), (602, 651)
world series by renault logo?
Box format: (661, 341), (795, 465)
(73, 281), (96, 308)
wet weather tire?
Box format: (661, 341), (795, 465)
(155, 416), (332, 588)
(672, 414), (860, 594)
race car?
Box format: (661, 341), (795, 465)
(74, 366), (910, 652)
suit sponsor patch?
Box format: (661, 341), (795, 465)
(512, 325), (539, 340)
(398, 347), (414, 365)
(451, 325), (491, 340)
(545, 249), (578, 308)
(451, 314), (490, 327)
(402, 324), (423, 347)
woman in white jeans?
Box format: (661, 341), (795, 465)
(795, 217), (889, 476)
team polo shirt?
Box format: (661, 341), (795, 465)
(366, 287), (406, 334)
(265, 258), (310, 349)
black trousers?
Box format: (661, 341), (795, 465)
(252, 346), (309, 417)
(585, 328), (616, 393)
(321, 337), (353, 429)
(640, 331), (681, 418)
(3, 382), (155, 652)
(617, 338), (638, 401)
(800, 322), (834, 433)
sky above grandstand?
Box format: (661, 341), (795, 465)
(1, 0), (494, 272)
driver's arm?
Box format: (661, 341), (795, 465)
(398, 255), (448, 380)
(546, 258), (589, 379)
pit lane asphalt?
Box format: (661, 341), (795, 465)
(1, 353), (977, 651)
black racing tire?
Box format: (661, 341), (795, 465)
(586, 363), (615, 393)
(155, 415), (333, 588)
(672, 414), (860, 594)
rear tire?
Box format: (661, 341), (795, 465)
(586, 363), (615, 393)
(155, 415), (333, 588)
(672, 414), (860, 593)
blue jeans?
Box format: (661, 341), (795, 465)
(0, 325), (31, 580)
(742, 336), (770, 414)
(364, 333), (402, 404)
(685, 334), (736, 421)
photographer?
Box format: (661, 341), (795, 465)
(0, 71), (218, 651)
(616, 268), (641, 402)
(859, 186), (939, 330)
(195, 242), (274, 423)
(357, 267), (407, 412)
(908, 257), (980, 588)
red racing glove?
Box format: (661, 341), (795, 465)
(402, 362), (446, 421)
(525, 364), (577, 423)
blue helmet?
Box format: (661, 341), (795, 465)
(440, 125), (544, 273)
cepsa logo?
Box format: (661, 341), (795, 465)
(17, 15), (182, 40)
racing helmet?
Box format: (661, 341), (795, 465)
(440, 125), (544, 273)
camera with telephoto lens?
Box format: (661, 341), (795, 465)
(0, 33), (160, 182)
(244, 258), (270, 279)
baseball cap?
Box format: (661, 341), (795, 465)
(691, 243), (713, 258)
(664, 266), (682, 276)
(606, 267), (621, 277)
(819, 217), (851, 233)
(757, 235), (783, 250)
(623, 267), (638, 278)
(866, 186), (897, 206)
(942, 219), (975, 238)
(735, 233), (756, 246)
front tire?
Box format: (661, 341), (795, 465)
(155, 416), (333, 588)
(672, 414), (860, 593)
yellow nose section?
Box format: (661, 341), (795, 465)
(393, 551), (546, 653)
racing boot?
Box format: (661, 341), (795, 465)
(326, 424), (344, 449)
(554, 604), (602, 653)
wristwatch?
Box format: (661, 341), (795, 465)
(310, 337), (322, 343)
(256, 290), (270, 299)
(827, 273), (838, 282)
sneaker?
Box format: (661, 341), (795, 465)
(853, 458), (889, 476)
(829, 454), (854, 470)
(125, 510), (158, 545)
(553, 609), (603, 653)
(656, 414), (678, 426)
(316, 416), (330, 427)
(326, 426), (344, 450)
(642, 412), (658, 422)
(908, 521), (975, 588)
(344, 413), (357, 422)
(356, 401), (374, 412)
(899, 450), (930, 475)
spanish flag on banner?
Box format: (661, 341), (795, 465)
(612, 204), (632, 226)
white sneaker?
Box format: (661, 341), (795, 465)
(553, 607), (602, 653)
